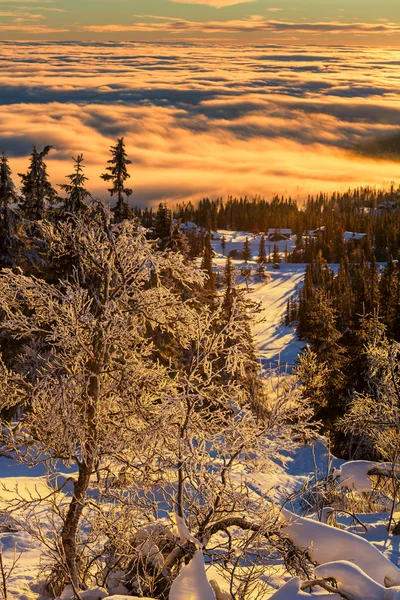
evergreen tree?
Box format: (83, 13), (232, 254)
(221, 235), (226, 255)
(153, 202), (173, 250)
(0, 151), (18, 268)
(200, 232), (215, 296)
(18, 145), (58, 220)
(222, 254), (235, 318)
(101, 137), (133, 222)
(0, 150), (17, 233)
(59, 154), (91, 216)
(272, 244), (280, 264)
(257, 234), (267, 265)
(243, 237), (252, 263)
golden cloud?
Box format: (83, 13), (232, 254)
(0, 42), (400, 206)
(171, 0), (256, 7)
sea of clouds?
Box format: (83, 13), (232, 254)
(2, 41), (400, 206)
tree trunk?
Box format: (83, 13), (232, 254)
(61, 457), (94, 588)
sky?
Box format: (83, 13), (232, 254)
(1, 0), (400, 45)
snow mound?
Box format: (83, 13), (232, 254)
(104, 597), (154, 600)
(281, 508), (400, 586)
(57, 587), (108, 599)
(333, 461), (400, 494)
(333, 460), (376, 493)
(268, 577), (340, 599)
(169, 549), (216, 600)
(315, 561), (384, 600)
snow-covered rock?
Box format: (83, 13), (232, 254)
(282, 508), (400, 586)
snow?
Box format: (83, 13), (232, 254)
(169, 550), (216, 600)
(57, 587), (108, 599)
(104, 597), (154, 600)
(333, 461), (400, 494)
(282, 508), (400, 587)
(268, 577), (340, 599)
(333, 460), (377, 493)
(180, 221), (198, 230)
(315, 561), (387, 600)
(172, 513), (202, 548)
(344, 231), (367, 242)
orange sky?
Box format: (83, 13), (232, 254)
(1, 0), (400, 46)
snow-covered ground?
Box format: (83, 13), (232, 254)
(211, 230), (305, 371)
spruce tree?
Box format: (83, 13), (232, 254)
(221, 235), (226, 255)
(257, 234), (267, 265)
(0, 150), (17, 231)
(200, 232), (216, 299)
(243, 237), (252, 263)
(153, 202), (173, 250)
(272, 244), (281, 264)
(59, 154), (91, 216)
(222, 254), (235, 318)
(101, 137), (133, 222)
(18, 145), (58, 220)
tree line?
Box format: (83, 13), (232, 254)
(286, 249), (400, 458)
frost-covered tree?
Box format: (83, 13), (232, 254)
(101, 137), (133, 222)
(0, 202), (203, 589)
(59, 154), (91, 216)
(18, 145), (58, 220)
(93, 297), (311, 598)
(0, 203), (313, 595)
(343, 315), (400, 529)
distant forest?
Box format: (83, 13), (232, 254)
(134, 188), (400, 263)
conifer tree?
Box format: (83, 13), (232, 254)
(257, 234), (267, 265)
(272, 244), (280, 264)
(243, 236), (252, 263)
(59, 154), (91, 216)
(0, 150), (17, 232)
(153, 202), (173, 249)
(18, 145), (58, 220)
(222, 254), (235, 318)
(200, 232), (215, 295)
(101, 137), (133, 222)
(221, 235), (226, 255)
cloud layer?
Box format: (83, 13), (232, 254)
(1, 41), (400, 206)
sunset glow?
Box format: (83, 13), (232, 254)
(1, 40), (400, 205)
